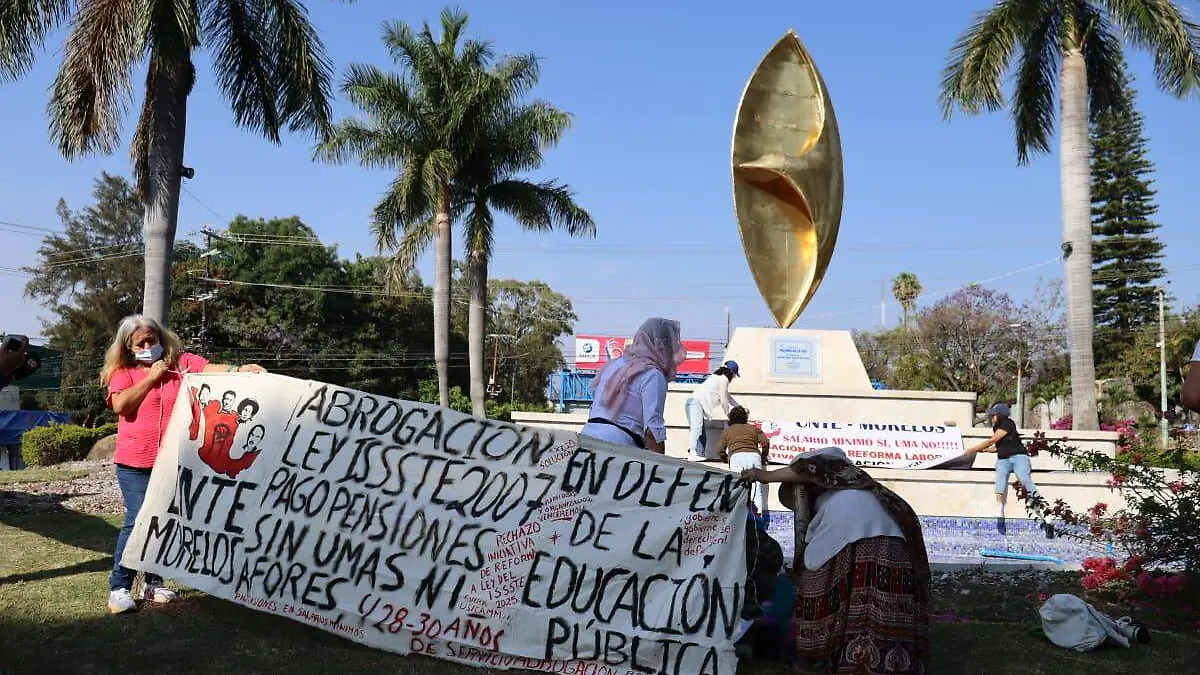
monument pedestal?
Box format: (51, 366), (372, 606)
(722, 327), (872, 391)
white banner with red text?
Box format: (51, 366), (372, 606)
(756, 419), (968, 469)
(123, 373), (748, 675)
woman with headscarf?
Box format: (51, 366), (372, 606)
(581, 318), (685, 453)
(740, 447), (930, 675)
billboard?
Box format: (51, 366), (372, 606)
(573, 335), (712, 375)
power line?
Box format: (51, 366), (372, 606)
(181, 185), (226, 222)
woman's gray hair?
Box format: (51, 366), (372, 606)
(99, 314), (184, 385)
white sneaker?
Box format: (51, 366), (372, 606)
(143, 584), (178, 604)
(108, 588), (136, 614)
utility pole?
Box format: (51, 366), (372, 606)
(1159, 287), (1169, 450)
(724, 307), (731, 347)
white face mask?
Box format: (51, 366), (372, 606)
(133, 343), (164, 363)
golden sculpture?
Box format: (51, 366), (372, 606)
(732, 30), (844, 329)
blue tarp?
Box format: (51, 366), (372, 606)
(0, 410), (72, 445)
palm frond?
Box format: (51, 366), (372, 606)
(1105, 0), (1200, 96)
(203, 0), (280, 140)
(1081, 2), (1128, 116)
(487, 179), (595, 238)
(939, 0), (1037, 118)
(258, 0), (335, 138)
(48, 0), (146, 159)
(339, 63), (422, 131)
(1011, 3), (1063, 163)
(370, 155), (429, 250)
(317, 118), (407, 166)
(463, 197), (494, 262)
(491, 51), (540, 100)
(385, 215), (436, 279)
(422, 147), (456, 206)
(0, 0), (73, 81)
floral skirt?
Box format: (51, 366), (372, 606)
(793, 536), (929, 675)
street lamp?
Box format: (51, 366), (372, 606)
(1010, 322), (1026, 428)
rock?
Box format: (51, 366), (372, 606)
(1110, 400), (1156, 423)
(86, 434), (116, 461)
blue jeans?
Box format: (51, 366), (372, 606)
(110, 464), (162, 591)
(995, 454), (1038, 497)
(685, 397), (706, 456)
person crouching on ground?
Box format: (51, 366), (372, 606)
(717, 406), (769, 519)
(739, 447), (930, 674)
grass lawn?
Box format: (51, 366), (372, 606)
(0, 467), (91, 486)
(1, 510), (1197, 674)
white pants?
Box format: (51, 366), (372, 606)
(729, 452), (767, 517)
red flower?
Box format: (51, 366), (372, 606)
(1170, 481), (1186, 494)
(1132, 453), (1144, 464)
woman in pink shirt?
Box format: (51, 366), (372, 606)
(100, 315), (264, 614)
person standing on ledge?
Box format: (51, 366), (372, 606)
(966, 403), (1044, 534)
(684, 360), (740, 460)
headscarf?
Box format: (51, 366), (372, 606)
(593, 318), (685, 410)
(780, 447), (931, 602)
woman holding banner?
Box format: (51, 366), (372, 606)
(100, 315), (265, 615)
(581, 317), (685, 453)
(740, 447), (930, 675)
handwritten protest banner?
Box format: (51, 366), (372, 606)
(757, 420), (967, 469)
(124, 374), (748, 675)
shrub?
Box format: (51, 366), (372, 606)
(21, 424), (116, 467)
(1020, 435), (1200, 575)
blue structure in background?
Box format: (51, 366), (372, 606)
(0, 410), (72, 470)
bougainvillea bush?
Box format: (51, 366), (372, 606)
(1020, 433), (1200, 575)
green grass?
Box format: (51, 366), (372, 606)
(1, 510), (1197, 674)
(0, 466), (92, 486)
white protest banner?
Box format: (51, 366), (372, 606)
(757, 420), (967, 469)
(124, 374), (749, 675)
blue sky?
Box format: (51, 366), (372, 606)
(2, 1), (1198, 353)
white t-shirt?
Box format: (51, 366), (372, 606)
(581, 357), (668, 447)
(803, 488), (905, 570)
(692, 374), (737, 419)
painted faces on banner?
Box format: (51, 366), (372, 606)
(124, 374), (751, 675)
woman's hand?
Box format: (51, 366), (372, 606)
(148, 360), (170, 382)
(237, 364), (267, 374)
(739, 467), (765, 483)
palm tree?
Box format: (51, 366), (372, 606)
(891, 272), (922, 326)
(316, 9), (507, 409)
(1, 0), (337, 326)
(939, 1), (1200, 431)
(456, 66), (594, 417)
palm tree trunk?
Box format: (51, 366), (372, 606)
(1060, 49), (1099, 431)
(141, 63), (190, 325)
(467, 249), (487, 418)
(433, 190), (452, 408)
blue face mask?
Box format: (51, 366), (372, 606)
(133, 343), (164, 363)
